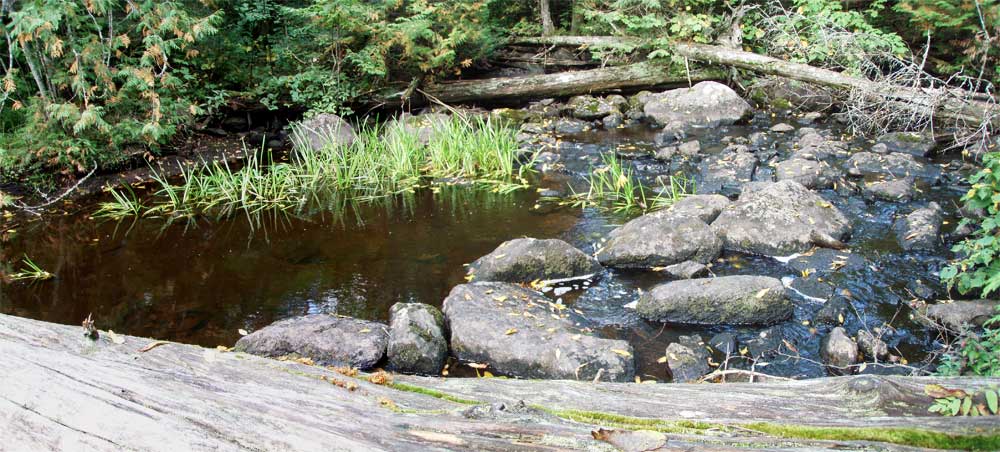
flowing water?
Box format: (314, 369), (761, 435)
(0, 112), (967, 381)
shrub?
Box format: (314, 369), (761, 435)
(941, 152), (1000, 296)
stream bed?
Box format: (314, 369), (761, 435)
(0, 106), (974, 382)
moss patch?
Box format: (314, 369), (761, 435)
(744, 422), (1000, 451)
(388, 382), (484, 405)
(533, 406), (720, 435)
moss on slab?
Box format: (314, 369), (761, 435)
(388, 382), (484, 405)
(744, 422), (1000, 451)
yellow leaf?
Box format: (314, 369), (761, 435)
(505, 328), (518, 335)
(657, 356), (668, 364)
(611, 349), (632, 357)
(238, 329), (248, 336)
(739, 347), (748, 356)
(755, 288), (770, 299)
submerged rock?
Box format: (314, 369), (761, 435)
(387, 303), (448, 375)
(663, 260), (709, 279)
(697, 150), (758, 196)
(468, 238), (601, 284)
(926, 300), (1000, 331)
(292, 114), (356, 151)
(665, 335), (712, 383)
(235, 314), (388, 369)
(643, 81), (752, 128)
(845, 152), (941, 183)
(551, 117), (590, 134)
(820, 327), (858, 374)
(863, 177), (916, 202)
(814, 296), (852, 326)
(876, 132), (936, 157)
(711, 180), (852, 256)
(786, 249), (865, 276)
(775, 158), (841, 189)
(636, 275), (792, 326)
(596, 212), (722, 269)
(442, 282), (634, 381)
(893, 202), (942, 251)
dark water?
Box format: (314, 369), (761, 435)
(0, 115), (967, 381)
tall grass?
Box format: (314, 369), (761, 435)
(96, 115), (531, 221)
(9, 255), (53, 282)
(567, 153), (695, 214)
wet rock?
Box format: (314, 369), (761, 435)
(709, 332), (737, 355)
(745, 326), (786, 359)
(602, 112), (623, 129)
(790, 132), (848, 161)
(653, 121), (689, 146)
(387, 303), (447, 374)
(568, 95), (617, 120)
(666, 194), (731, 223)
(877, 131), (936, 157)
(862, 177), (915, 202)
(797, 112), (824, 124)
(235, 314), (388, 369)
(752, 77), (834, 111)
(748, 132), (770, 150)
(893, 202), (942, 251)
(774, 158), (841, 189)
(552, 117), (590, 134)
(787, 275), (835, 301)
(787, 249), (866, 275)
(907, 279), (936, 300)
(292, 114), (357, 151)
(663, 260), (709, 279)
(856, 330), (889, 360)
(814, 296), (852, 326)
(926, 300), (1000, 331)
(442, 282), (635, 381)
(665, 335), (712, 383)
(770, 123), (795, 133)
(820, 327), (858, 373)
(697, 150), (757, 196)
(711, 180), (853, 256)
(388, 113), (451, 144)
(653, 146), (677, 161)
(845, 152), (942, 183)
(678, 140), (701, 156)
(643, 81), (751, 128)
(636, 275), (792, 326)
(596, 213), (722, 269)
(468, 238), (601, 283)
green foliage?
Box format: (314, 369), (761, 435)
(9, 255), (54, 282)
(1, 1), (221, 181)
(941, 153), (1000, 297)
(927, 384), (1000, 416)
(745, 0), (908, 73)
(894, 0), (999, 81)
(566, 153), (693, 214)
(935, 307), (1000, 377)
(577, 0), (723, 43)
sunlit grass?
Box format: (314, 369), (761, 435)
(93, 115), (532, 221)
(566, 152), (694, 214)
(9, 255), (53, 282)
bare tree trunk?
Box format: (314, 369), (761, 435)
(539, 0), (555, 36)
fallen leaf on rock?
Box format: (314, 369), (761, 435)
(612, 349), (632, 358)
(238, 329), (248, 336)
(504, 328), (518, 335)
(106, 330), (125, 345)
(924, 384), (968, 399)
(139, 340), (169, 352)
(592, 428), (666, 452)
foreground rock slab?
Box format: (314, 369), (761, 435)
(711, 180), (852, 255)
(442, 282), (634, 381)
(468, 238), (600, 283)
(235, 314), (388, 369)
(636, 275), (793, 326)
(2, 314), (998, 451)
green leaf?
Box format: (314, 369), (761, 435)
(949, 397), (961, 416)
(961, 396), (973, 416)
(987, 389), (998, 414)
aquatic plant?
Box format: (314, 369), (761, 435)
(936, 307), (1000, 377)
(93, 186), (146, 220)
(93, 115), (531, 220)
(566, 153), (694, 214)
(9, 255), (53, 282)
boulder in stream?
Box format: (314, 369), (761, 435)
(292, 114), (356, 151)
(387, 303), (448, 375)
(775, 158), (841, 189)
(235, 314), (388, 370)
(711, 180), (852, 256)
(820, 327), (858, 374)
(636, 275), (792, 326)
(845, 152), (941, 183)
(665, 335), (712, 383)
(893, 202), (942, 251)
(862, 177), (916, 202)
(442, 282), (635, 381)
(568, 95), (618, 120)
(643, 81), (752, 128)
(596, 212), (722, 269)
(876, 132), (936, 157)
(468, 238), (601, 284)
(926, 300), (1000, 331)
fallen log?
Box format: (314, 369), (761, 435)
(381, 62), (724, 106)
(1, 313), (999, 451)
(512, 36), (1000, 129)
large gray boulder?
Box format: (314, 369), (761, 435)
(636, 275), (792, 326)
(468, 238), (601, 283)
(863, 177), (916, 202)
(292, 114), (356, 151)
(667, 194), (731, 223)
(235, 315), (388, 369)
(697, 149), (758, 195)
(711, 180), (852, 256)
(596, 212), (722, 269)
(442, 282), (635, 381)
(386, 303), (448, 375)
(876, 131), (936, 157)
(568, 95), (618, 120)
(643, 81), (752, 128)
(926, 300), (1000, 331)
(893, 202), (942, 251)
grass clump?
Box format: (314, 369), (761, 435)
(9, 255), (54, 282)
(566, 153), (694, 214)
(94, 115), (531, 221)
